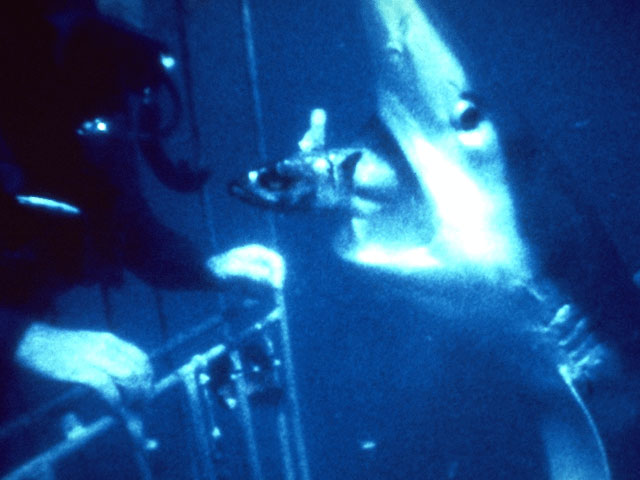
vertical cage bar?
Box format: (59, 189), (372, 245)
(181, 366), (217, 479)
(240, 1), (311, 479)
(230, 350), (264, 480)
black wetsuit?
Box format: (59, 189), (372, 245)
(0, 0), (216, 299)
(0, 0), (214, 420)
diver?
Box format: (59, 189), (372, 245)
(0, 0), (283, 425)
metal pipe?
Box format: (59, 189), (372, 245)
(230, 349), (264, 480)
(240, 1), (311, 478)
(273, 302), (311, 480)
(277, 412), (295, 480)
(181, 359), (218, 479)
(0, 317), (225, 443)
(3, 417), (115, 480)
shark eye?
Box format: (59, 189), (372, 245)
(258, 169), (294, 191)
(452, 99), (482, 131)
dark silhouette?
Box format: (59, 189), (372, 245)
(0, 0), (213, 314)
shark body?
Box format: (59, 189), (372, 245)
(228, 1), (630, 478)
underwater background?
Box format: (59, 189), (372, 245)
(1, 0), (639, 478)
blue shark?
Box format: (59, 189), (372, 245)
(230, 0), (615, 478)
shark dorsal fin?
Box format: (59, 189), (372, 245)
(340, 151), (363, 189)
(298, 109), (327, 152)
(341, 151), (362, 176)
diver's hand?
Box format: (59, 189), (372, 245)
(207, 244), (286, 325)
(207, 244), (285, 290)
(15, 323), (154, 407)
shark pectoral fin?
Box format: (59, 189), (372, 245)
(540, 367), (610, 480)
(541, 417), (610, 480)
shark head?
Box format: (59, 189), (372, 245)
(230, 0), (530, 285)
(356, 0), (531, 280)
(230, 3), (626, 475)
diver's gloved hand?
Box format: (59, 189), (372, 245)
(15, 323), (154, 408)
(207, 244), (285, 290)
(207, 244), (285, 325)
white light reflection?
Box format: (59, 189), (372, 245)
(77, 118), (110, 136)
(359, 439), (377, 451)
(355, 244), (440, 269)
(410, 136), (500, 261)
(16, 195), (81, 215)
(160, 53), (176, 70)
(457, 127), (487, 147)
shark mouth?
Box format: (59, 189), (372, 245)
(343, 225), (442, 270)
(339, 187), (440, 271)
